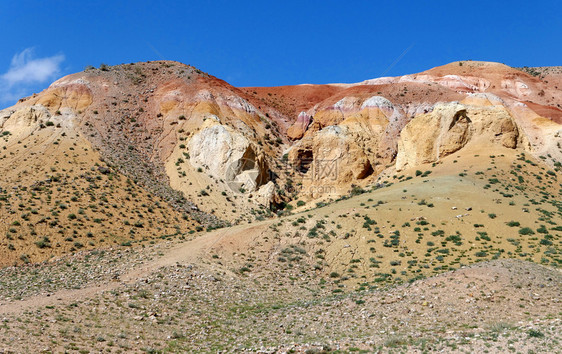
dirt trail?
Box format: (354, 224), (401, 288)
(0, 222), (270, 315)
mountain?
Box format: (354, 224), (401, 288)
(0, 60), (560, 352)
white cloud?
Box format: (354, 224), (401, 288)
(0, 48), (65, 105)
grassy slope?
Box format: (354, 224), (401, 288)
(197, 145), (561, 293)
(0, 125), (197, 266)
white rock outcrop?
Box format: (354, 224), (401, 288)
(188, 121), (268, 191)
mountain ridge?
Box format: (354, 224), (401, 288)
(0, 59), (561, 266)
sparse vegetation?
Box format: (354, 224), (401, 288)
(0, 58), (560, 353)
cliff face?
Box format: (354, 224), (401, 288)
(395, 100), (523, 170)
(278, 62), (561, 198)
(1, 60), (561, 214)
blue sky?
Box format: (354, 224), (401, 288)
(0, 1), (560, 107)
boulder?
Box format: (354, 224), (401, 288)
(254, 181), (277, 207)
(287, 112), (312, 140)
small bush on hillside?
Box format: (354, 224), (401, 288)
(527, 329), (544, 338)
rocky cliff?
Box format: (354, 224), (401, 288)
(2, 60), (561, 218)
(278, 61), (561, 200)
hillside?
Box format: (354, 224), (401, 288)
(0, 60), (560, 352)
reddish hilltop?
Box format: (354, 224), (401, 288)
(241, 84), (345, 122)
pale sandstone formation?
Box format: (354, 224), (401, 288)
(286, 93), (420, 197)
(0, 105), (53, 140)
(288, 125), (374, 198)
(396, 102), (521, 170)
(188, 120), (269, 191)
(34, 78), (93, 112)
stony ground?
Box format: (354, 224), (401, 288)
(0, 224), (559, 353)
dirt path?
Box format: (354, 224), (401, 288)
(0, 222), (270, 315)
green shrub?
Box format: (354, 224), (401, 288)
(536, 225), (548, 234)
(35, 237), (51, 249)
(519, 227), (535, 235)
(527, 329), (544, 338)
